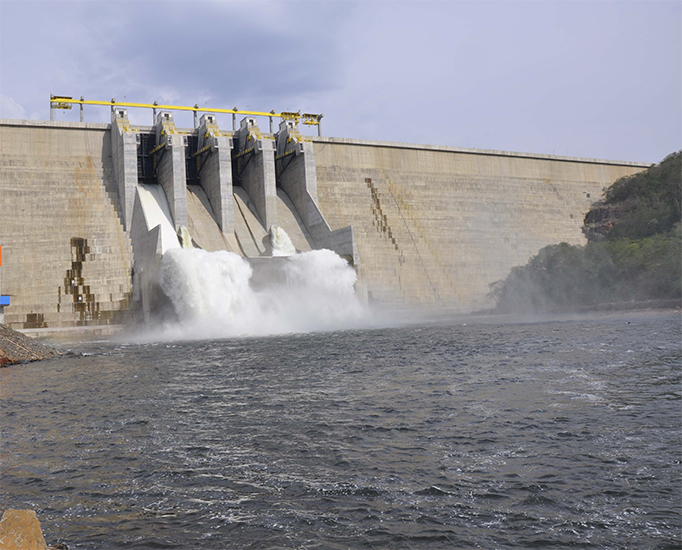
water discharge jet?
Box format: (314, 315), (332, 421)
(269, 225), (296, 257)
(157, 247), (369, 339)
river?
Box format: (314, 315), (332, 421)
(1, 310), (680, 548)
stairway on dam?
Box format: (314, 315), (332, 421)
(0, 122), (133, 329)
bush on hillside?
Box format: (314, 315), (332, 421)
(490, 151), (681, 312)
(586, 151), (681, 241)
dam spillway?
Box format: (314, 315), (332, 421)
(0, 115), (648, 330)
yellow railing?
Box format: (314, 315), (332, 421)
(50, 95), (323, 130)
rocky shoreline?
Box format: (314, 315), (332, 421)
(0, 324), (62, 366)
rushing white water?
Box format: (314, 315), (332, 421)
(269, 225), (296, 256)
(156, 247), (372, 339)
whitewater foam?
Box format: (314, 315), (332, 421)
(269, 225), (296, 257)
(154, 247), (374, 340)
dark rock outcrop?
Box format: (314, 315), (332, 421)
(582, 202), (624, 242)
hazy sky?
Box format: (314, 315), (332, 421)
(0, 0), (680, 163)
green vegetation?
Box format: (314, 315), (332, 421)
(490, 152), (681, 312)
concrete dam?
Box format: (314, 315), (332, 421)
(0, 109), (647, 330)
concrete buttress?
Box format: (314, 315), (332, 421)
(275, 119), (359, 265)
(232, 117), (277, 230)
(196, 114), (235, 233)
(154, 111), (188, 231)
(110, 108), (138, 230)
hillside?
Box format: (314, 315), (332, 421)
(490, 152), (681, 312)
(583, 151), (681, 241)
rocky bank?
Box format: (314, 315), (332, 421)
(0, 324), (61, 366)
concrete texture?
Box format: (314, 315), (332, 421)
(275, 120), (358, 264)
(110, 107), (138, 230)
(275, 188), (314, 253)
(0, 118), (649, 327)
(313, 137), (647, 309)
(233, 186), (272, 256)
(187, 185), (240, 253)
(0, 120), (133, 329)
(233, 117), (277, 230)
(154, 111), (188, 231)
(276, 119), (319, 202)
(196, 114), (235, 234)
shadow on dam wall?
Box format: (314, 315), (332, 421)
(0, 116), (648, 330)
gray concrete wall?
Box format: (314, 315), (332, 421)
(110, 108), (138, 230)
(313, 137), (648, 310)
(0, 119), (134, 328)
(276, 120), (319, 202)
(275, 121), (358, 264)
(0, 119), (649, 326)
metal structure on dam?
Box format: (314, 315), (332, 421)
(0, 97), (649, 329)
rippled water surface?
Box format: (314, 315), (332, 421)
(1, 311), (680, 549)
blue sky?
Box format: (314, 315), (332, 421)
(0, 0), (680, 163)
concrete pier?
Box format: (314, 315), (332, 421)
(195, 114), (234, 233)
(232, 117), (277, 230)
(110, 108), (138, 230)
(275, 119), (358, 265)
(154, 111), (188, 231)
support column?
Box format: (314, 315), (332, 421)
(154, 111), (188, 231)
(275, 119), (359, 265)
(196, 114), (235, 233)
(110, 108), (138, 230)
(275, 119), (319, 202)
(232, 117), (277, 230)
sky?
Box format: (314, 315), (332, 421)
(0, 0), (680, 164)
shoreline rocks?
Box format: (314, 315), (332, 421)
(0, 509), (68, 550)
(0, 324), (61, 366)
